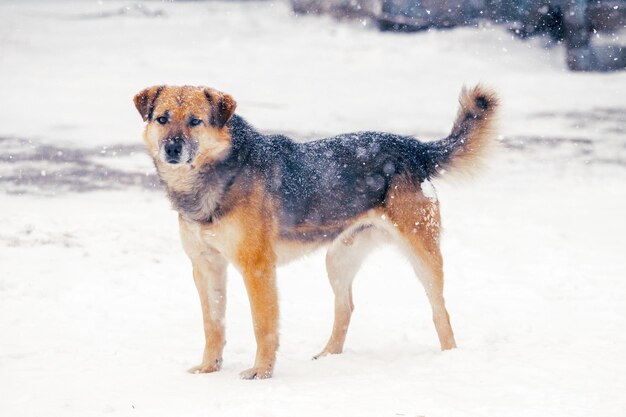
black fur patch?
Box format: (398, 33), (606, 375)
(475, 95), (489, 111)
(216, 95), (226, 128)
(203, 90), (217, 127)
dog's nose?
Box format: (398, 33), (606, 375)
(164, 138), (184, 163)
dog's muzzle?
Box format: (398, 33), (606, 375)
(160, 137), (192, 165)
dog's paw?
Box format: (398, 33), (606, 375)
(312, 347), (342, 360)
(312, 351), (329, 360)
(239, 366), (273, 380)
(187, 358), (223, 374)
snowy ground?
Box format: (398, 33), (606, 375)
(1, 1), (625, 416)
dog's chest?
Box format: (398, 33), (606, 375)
(179, 216), (242, 263)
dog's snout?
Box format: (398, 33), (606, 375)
(164, 137), (185, 163)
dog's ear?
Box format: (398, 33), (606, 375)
(134, 86), (164, 122)
(203, 88), (237, 129)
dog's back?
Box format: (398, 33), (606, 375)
(236, 85), (498, 243)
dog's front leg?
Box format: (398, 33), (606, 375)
(237, 245), (279, 380)
(186, 249), (228, 374)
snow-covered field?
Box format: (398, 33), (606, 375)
(0, 1), (625, 416)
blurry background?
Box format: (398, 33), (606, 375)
(295, 0), (626, 71)
(0, 1), (624, 416)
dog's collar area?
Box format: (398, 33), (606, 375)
(182, 213), (214, 225)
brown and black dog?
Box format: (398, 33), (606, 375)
(134, 85), (498, 379)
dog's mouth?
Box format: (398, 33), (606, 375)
(159, 137), (196, 165)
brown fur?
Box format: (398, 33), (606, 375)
(232, 184), (279, 379)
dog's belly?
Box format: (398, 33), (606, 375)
(274, 239), (326, 265)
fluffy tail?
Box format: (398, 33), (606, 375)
(425, 85), (499, 178)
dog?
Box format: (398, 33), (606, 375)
(134, 84), (498, 379)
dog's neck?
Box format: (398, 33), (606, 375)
(159, 163), (231, 224)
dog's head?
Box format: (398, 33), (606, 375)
(134, 85), (236, 166)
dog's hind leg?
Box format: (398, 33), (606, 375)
(408, 231), (457, 351)
(385, 179), (457, 351)
(314, 226), (378, 359)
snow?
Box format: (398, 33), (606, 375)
(1, 1), (625, 416)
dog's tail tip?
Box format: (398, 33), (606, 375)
(459, 84), (499, 119)
(428, 84), (500, 179)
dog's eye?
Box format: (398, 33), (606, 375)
(156, 116), (168, 125)
(189, 118), (203, 127)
